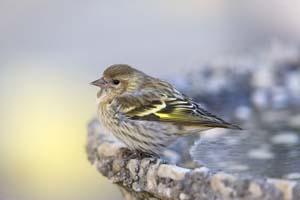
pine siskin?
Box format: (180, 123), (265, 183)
(91, 64), (241, 156)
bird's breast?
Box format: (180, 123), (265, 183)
(97, 103), (114, 125)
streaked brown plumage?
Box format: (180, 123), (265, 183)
(91, 64), (241, 156)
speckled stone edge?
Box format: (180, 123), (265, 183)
(86, 120), (300, 200)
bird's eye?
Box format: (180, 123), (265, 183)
(112, 79), (120, 85)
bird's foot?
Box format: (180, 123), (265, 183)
(118, 147), (133, 158)
(118, 148), (168, 164)
(118, 148), (158, 160)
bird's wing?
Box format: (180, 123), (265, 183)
(115, 85), (241, 130)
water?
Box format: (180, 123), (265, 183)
(190, 111), (300, 180)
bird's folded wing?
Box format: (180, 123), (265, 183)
(115, 90), (240, 129)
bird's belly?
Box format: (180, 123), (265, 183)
(98, 106), (177, 154)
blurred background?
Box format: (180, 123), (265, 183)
(1, 0), (300, 200)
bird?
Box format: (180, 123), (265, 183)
(91, 64), (241, 157)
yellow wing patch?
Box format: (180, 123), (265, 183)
(135, 101), (166, 117)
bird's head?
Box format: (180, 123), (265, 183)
(91, 64), (145, 101)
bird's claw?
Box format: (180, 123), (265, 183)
(119, 149), (160, 162)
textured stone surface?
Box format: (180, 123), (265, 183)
(86, 120), (300, 200)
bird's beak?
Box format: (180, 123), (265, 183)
(90, 77), (107, 88)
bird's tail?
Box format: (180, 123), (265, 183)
(203, 121), (243, 130)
